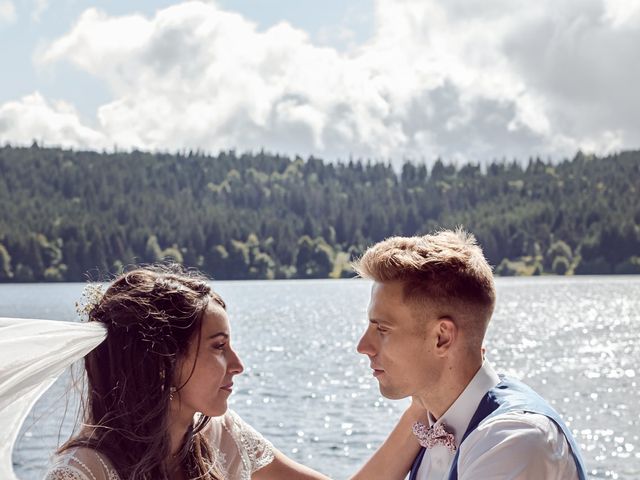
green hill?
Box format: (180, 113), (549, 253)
(0, 145), (638, 281)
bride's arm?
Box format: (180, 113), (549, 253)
(350, 399), (427, 480)
(252, 449), (330, 480)
(252, 400), (426, 480)
(221, 410), (330, 480)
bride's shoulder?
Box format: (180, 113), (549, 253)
(204, 409), (271, 447)
(45, 447), (120, 480)
(203, 409), (275, 474)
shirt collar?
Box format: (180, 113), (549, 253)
(428, 361), (500, 447)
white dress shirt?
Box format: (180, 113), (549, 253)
(417, 362), (579, 480)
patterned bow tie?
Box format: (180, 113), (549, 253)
(412, 421), (457, 452)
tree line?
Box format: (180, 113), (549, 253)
(0, 144), (638, 282)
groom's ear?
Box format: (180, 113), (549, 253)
(434, 317), (456, 354)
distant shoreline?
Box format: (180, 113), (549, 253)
(1, 146), (639, 282)
(2, 273), (639, 286)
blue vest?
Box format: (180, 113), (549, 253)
(409, 376), (587, 480)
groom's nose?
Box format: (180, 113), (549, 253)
(356, 328), (375, 356)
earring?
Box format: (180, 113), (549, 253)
(169, 386), (176, 401)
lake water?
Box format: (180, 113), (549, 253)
(4, 277), (640, 479)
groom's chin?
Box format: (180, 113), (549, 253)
(378, 384), (405, 400)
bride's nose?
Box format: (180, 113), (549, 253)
(228, 346), (244, 375)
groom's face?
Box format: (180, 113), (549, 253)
(357, 281), (441, 400)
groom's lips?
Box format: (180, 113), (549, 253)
(220, 382), (234, 392)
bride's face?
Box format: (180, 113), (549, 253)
(172, 300), (244, 418)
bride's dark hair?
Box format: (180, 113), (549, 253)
(60, 264), (223, 479)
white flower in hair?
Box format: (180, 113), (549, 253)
(75, 283), (105, 320)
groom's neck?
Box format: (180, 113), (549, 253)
(418, 354), (483, 420)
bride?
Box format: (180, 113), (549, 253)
(30, 265), (424, 480)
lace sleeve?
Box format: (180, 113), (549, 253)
(44, 448), (121, 480)
(227, 410), (276, 473)
(44, 465), (94, 480)
(211, 409), (275, 477)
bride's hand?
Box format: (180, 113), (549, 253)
(350, 397), (428, 480)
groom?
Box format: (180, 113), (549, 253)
(354, 229), (587, 479)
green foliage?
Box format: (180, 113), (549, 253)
(0, 244), (12, 280)
(547, 240), (572, 263)
(614, 256), (640, 274)
(295, 236), (334, 279)
(145, 235), (163, 263)
(575, 257), (612, 275)
(0, 145), (638, 281)
(551, 256), (570, 275)
(14, 264), (34, 282)
(496, 259), (518, 277)
(161, 246), (184, 265)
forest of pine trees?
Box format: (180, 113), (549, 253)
(0, 144), (639, 281)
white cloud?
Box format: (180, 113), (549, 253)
(4, 0), (639, 164)
(0, 92), (107, 149)
(35, 2), (405, 160)
(0, 0), (16, 24)
(361, 0), (640, 162)
(603, 0), (640, 27)
(32, 0), (50, 22)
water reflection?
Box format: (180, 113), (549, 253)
(7, 276), (640, 479)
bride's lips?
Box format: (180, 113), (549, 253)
(371, 368), (384, 377)
(220, 382), (234, 392)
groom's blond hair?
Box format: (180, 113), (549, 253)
(353, 228), (496, 343)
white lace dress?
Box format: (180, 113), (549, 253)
(44, 410), (275, 480)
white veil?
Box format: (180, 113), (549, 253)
(0, 317), (107, 480)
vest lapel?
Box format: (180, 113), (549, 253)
(447, 376), (587, 480)
(409, 447), (426, 480)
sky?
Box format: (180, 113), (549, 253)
(1, 0), (639, 166)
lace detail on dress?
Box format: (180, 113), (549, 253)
(45, 448), (121, 480)
(227, 410), (275, 473)
(48, 412), (273, 480)
(95, 456), (120, 480)
(44, 465), (94, 480)
(207, 409), (275, 479)
(209, 448), (230, 479)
